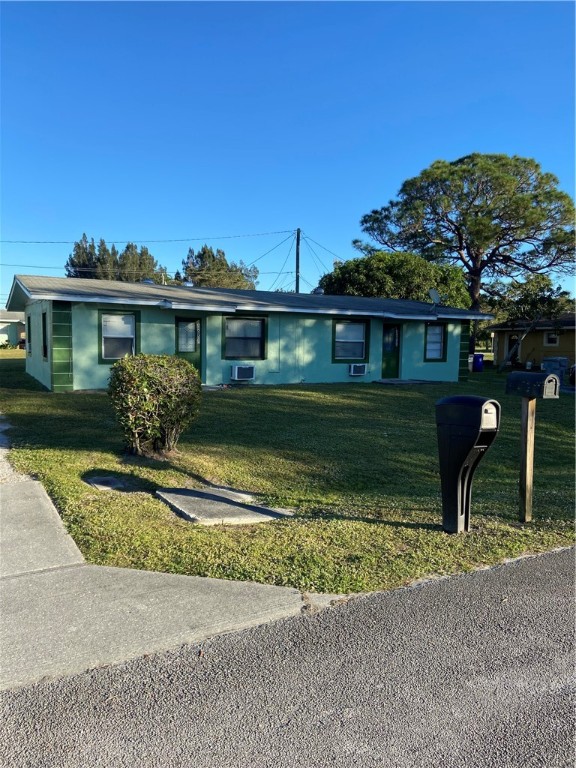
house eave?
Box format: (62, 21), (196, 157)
(5, 277), (32, 312)
(6, 275), (492, 321)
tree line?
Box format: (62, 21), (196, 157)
(65, 237), (258, 289)
(65, 154), (574, 342)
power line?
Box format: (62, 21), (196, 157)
(245, 233), (295, 267)
(301, 233), (345, 263)
(268, 237), (296, 292)
(0, 229), (294, 245)
(301, 235), (330, 275)
(0, 264), (293, 278)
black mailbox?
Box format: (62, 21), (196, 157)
(435, 396), (501, 534)
(505, 371), (559, 399)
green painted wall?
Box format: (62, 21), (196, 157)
(71, 304), (207, 390)
(205, 314), (384, 385)
(400, 322), (461, 382)
(62, 303), (464, 390)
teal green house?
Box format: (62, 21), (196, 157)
(7, 275), (487, 392)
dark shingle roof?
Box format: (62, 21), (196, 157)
(7, 275), (489, 320)
(487, 314), (575, 332)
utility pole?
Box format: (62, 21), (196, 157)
(295, 228), (301, 293)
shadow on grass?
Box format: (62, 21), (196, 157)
(81, 466), (444, 531)
(81, 469), (158, 493)
(296, 509), (444, 531)
(2, 355), (573, 528)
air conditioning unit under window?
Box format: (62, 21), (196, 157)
(349, 363), (367, 376)
(231, 365), (255, 381)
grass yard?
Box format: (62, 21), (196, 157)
(0, 349), (573, 594)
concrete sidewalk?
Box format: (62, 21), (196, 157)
(0, 425), (338, 691)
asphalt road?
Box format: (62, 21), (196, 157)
(1, 548), (574, 768)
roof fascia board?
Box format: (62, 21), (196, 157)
(6, 277), (31, 310)
(17, 292), (239, 313)
(237, 304), (488, 320)
(10, 279), (491, 321)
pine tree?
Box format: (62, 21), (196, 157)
(181, 245), (258, 289)
(65, 234), (98, 278)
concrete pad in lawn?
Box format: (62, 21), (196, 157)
(156, 487), (294, 525)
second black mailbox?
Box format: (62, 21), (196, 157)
(505, 371), (560, 399)
(435, 396), (501, 534)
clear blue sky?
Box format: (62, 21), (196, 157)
(1, 0), (574, 306)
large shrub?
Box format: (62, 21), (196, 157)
(108, 354), (202, 455)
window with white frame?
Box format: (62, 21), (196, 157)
(425, 323), (447, 361)
(334, 320), (367, 360)
(101, 313), (136, 360)
(543, 330), (559, 346)
(224, 317), (265, 359)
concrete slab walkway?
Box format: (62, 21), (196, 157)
(156, 486), (294, 525)
(0, 419), (338, 691)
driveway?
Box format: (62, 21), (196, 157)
(2, 547), (574, 767)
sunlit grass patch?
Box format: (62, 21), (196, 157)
(0, 350), (573, 593)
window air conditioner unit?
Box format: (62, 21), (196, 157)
(349, 363), (367, 376)
(231, 365), (255, 381)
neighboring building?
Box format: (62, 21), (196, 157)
(0, 311), (25, 346)
(6, 275), (489, 392)
(488, 314), (575, 369)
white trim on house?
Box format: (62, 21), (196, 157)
(7, 276), (489, 322)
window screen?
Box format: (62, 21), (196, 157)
(178, 321), (199, 352)
(224, 318), (265, 359)
(425, 324), (445, 360)
(334, 321), (366, 360)
(102, 314), (135, 360)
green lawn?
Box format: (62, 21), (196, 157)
(0, 349), (573, 593)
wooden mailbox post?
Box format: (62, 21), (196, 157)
(505, 371), (560, 523)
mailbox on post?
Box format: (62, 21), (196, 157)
(435, 396), (501, 534)
(505, 370), (560, 523)
(505, 371), (559, 400)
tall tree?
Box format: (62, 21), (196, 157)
(65, 233), (98, 278)
(95, 240), (118, 280)
(136, 245), (166, 284)
(66, 236), (167, 283)
(485, 274), (574, 325)
(318, 251), (470, 307)
(484, 275), (575, 371)
(358, 154), (575, 322)
(181, 245), (258, 289)
(118, 243), (141, 282)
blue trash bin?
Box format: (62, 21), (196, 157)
(472, 353), (484, 372)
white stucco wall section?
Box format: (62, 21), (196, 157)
(25, 301), (52, 390)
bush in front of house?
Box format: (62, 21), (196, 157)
(108, 354), (202, 455)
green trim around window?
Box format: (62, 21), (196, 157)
(222, 315), (267, 360)
(98, 309), (141, 364)
(26, 315), (32, 355)
(424, 322), (448, 362)
(332, 318), (370, 363)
